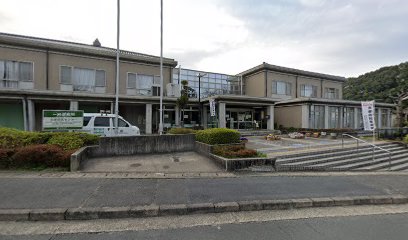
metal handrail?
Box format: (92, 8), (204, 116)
(341, 133), (392, 170)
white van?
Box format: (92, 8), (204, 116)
(81, 113), (140, 136)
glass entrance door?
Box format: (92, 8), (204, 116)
(226, 109), (254, 130)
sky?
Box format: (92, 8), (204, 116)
(1, 0), (407, 77)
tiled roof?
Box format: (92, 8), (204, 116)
(0, 32), (177, 66)
(240, 62), (346, 82)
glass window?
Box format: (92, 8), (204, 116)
(381, 109), (388, 128)
(60, 66), (72, 84)
(310, 105), (325, 129)
(95, 70), (106, 87)
(272, 81), (291, 95)
(329, 106), (340, 128)
(343, 107), (355, 128)
(136, 74), (154, 95)
(325, 88), (339, 99)
(19, 62), (33, 81)
(127, 73), (137, 88)
(301, 84), (317, 97)
(118, 118), (129, 127)
(94, 117), (110, 127)
(73, 68), (95, 91)
(83, 116), (91, 126)
(357, 108), (363, 129)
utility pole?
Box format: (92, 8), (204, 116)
(197, 73), (207, 128)
(114, 0), (120, 135)
(159, 0), (164, 135)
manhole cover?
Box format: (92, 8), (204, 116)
(163, 165), (170, 169)
(173, 156), (180, 162)
(130, 163), (142, 168)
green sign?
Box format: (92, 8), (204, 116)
(42, 110), (84, 131)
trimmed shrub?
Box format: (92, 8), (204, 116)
(0, 128), (51, 149)
(47, 133), (84, 151)
(167, 128), (196, 134)
(213, 145), (258, 158)
(404, 135), (408, 143)
(0, 149), (15, 168)
(195, 128), (240, 145)
(11, 144), (69, 168)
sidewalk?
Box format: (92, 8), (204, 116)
(1, 174), (408, 221)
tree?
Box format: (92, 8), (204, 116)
(344, 62), (408, 127)
(176, 80), (190, 126)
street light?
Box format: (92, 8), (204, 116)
(197, 73), (207, 128)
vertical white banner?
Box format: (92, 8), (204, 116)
(209, 99), (216, 117)
(361, 101), (375, 131)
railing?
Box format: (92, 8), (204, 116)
(341, 133), (392, 170)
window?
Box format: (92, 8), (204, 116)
(301, 84), (317, 97)
(357, 108), (363, 129)
(272, 81), (291, 95)
(127, 73), (155, 95)
(60, 66), (105, 91)
(83, 116), (91, 126)
(94, 117), (110, 127)
(329, 106), (340, 128)
(0, 60), (33, 88)
(325, 88), (339, 99)
(343, 107), (355, 128)
(381, 109), (388, 128)
(310, 105), (325, 129)
(118, 119), (129, 127)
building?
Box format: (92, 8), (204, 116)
(0, 32), (394, 133)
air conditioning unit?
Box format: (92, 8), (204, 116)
(151, 86), (160, 96)
(166, 83), (181, 97)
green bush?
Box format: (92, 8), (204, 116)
(0, 128), (51, 149)
(404, 134), (408, 143)
(0, 149), (15, 168)
(167, 128), (196, 134)
(213, 145), (258, 158)
(195, 128), (240, 145)
(11, 144), (69, 168)
(0, 128), (99, 150)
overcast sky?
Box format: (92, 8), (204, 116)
(1, 0), (407, 77)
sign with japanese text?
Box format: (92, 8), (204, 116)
(361, 101), (375, 131)
(209, 99), (216, 117)
(42, 110), (84, 131)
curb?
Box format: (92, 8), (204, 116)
(0, 194), (407, 222)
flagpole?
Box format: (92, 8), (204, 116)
(159, 0), (164, 135)
(114, 0), (120, 135)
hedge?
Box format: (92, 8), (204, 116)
(213, 145), (258, 158)
(10, 144), (71, 168)
(0, 128), (99, 169)
(0, 127), (99, 150)
(167, 128), (196, 135)
(195, 128), (240, 145)
(404, 135), (408, 143)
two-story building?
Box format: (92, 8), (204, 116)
(0, 32), (394, 133)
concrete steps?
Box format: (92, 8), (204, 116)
(275, 142), (408, 172)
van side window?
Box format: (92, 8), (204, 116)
(118, 119), (129, 127)
(83, 117), (91, 126)
(94, 117), (110, 127)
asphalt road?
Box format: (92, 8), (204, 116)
(1, 175), (408, 209)
(2, 212), (408, 240)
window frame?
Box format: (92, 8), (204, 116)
(0, 59), (35, 82)
(272, 80), (291, 96)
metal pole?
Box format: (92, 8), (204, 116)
(114, 0), (120, 135)
(159, 0), (164, 135)
(198, 74), (201, 127)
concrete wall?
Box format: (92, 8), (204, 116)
(275, 105), (303, 128)
(244, 71), (265, 97)
(88, 134), (196, 157)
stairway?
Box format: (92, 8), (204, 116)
(275, 142), (408, 172)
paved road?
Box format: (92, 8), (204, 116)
(2, 211), (408, 239)
(1, 175), (408, 209)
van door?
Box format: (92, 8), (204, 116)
(93, 116), (114, 136)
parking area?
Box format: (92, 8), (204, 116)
(81, 151), (222, 173)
